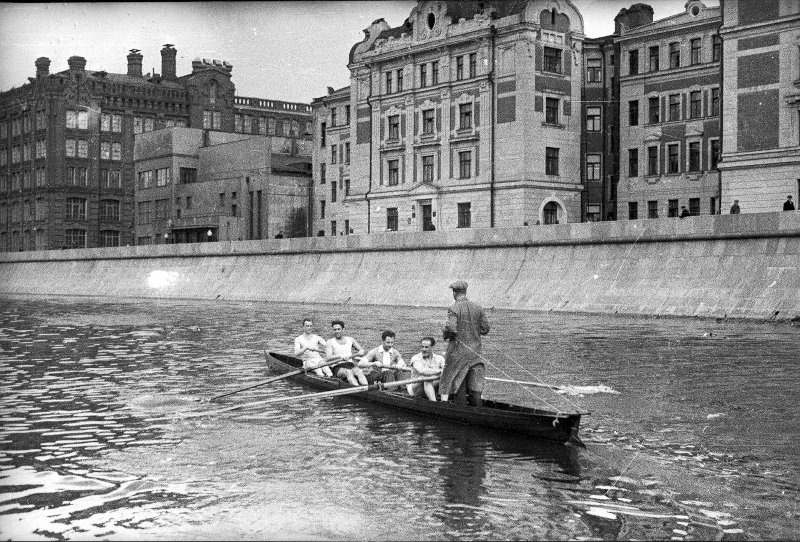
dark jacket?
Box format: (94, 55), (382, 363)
(440, 297), (490, 394)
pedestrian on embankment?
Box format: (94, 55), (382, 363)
(730, 200), (741, 214)
(783, 195), (795, 211)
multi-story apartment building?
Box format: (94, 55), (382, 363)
(134, 128), (312, 244)
(719, 0), (800, 213)
(312, 0), (586, 236)
(617, 0), (723, 220)
(0, 45), (311, 251)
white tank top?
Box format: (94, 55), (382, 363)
(327, 337), (354, 359)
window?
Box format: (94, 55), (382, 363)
(712, 35), (721, 62)
(669, 94), (680, 121)
(320, 122), (326, 146)
(458, 150), (472, 179)
(690, 38), (701, 65)
(459, 103), (472, 130)
(35, 111), (46, 130)
(243, 115), (252, 133)
(331, 108), (337, 127)
(649, 45), (660, 72)
(213, 112), (221, 129)
(667, 143), (680, 173)
(586, 58), (601, 82)
(456, 56), (464, 80)
(156, 168), (172, 186)
(112, 142), (121, 161)
(101, 113), (111, 132)
(711, 88), (720, 116)
(388, 159), (399, 186)
(690, 91), (702, 118)
(386, 207), (398, 231)
(76, 139), (87, 158)
(319, 200), (326, 219)
(422, 155), (435, 182)
(543, 47), (562, 73)
(331, 220), (337, 236)
(138, 170), (153, 189)
(668, 199), (679, 217)
(396, 69), (404, 91)
(689, 141), (700, 171)
(420, 64), (427, 87)
(586, 154), (601, 180)
(545, 147), (559, 176)
(68, 167), (87, 186)
(388, 115), (400, 140)
(545, 97), (559, 124)
(202, 111), (210, 130)
(431, 62), (439, 85)
(66, 197), (86, 220)
(66, 110), (77, 129)
(345, 106), (350, 124)
(648, 97), (660, 124)
(65, 139), (76, 157)
(386, 71), (392, 94)
(586, 204), (601, 222)
(710, 139), (720, 170)
(35, 168), (47, 187)
(469, 53), (476, 78)
(647, 146), (658, 175)
(234, 114), (242, 132)
(648, 200), (658, 219)
(344, 142), (350, 164)
(669, 42), (680, 68)
(101, 169), (121, 188)
(65, 229), (86, 249)
(319, 163), (326, 184)
(35, 140), (46, 159)
(185, 196), (192, 210)
(259, 117), (267, 135)
(629, 49), (639, 75)
(100, 230), (120, 247)
(179, 167), (197, 184)
(629, 100), (639, 126)
(586, 106), (601, 131)
(101, 141), (110, 160)
(344, 178), (350, 196)
(422, 109), (435, 135)
(628, 201), (638, 220)
(629, 148), (639, 177)
(100, 199), (120, 221)
(268, 117), (276, 134)
(689, 198), (700, 216)
(331, 144), (337, 164)
(457, 202), (471, 228)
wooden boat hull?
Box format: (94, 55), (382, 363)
(265, 352), (584, 446)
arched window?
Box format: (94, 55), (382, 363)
(209, 81), (217, 105)
(543, 202), (560, 225)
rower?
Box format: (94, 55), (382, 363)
(294, 318), (333, 377)
(358, 330), (407, 384)
(407, 336), (445, 401)
(325, 320), (367, 386)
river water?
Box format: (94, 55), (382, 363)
(0, 295), (797, 540)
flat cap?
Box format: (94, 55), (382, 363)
(449, 280), (468, 291)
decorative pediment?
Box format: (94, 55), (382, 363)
(686, 124), (704, 138)
(644, 130), (661, 142)
(408, 181), (441, 197)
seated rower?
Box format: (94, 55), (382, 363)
(326, 319), (367, 386)
(358, 330), (407, 384)
(407, 336), (445, 401)
(294, 318), (333, 377)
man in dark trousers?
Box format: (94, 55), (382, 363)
(439, 281), (490, 407)
(783, 195), (795, 211)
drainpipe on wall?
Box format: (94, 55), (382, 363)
(365, 64), (374, 234)
(489, 25), (497, 228)
(717, 26), (724, 215)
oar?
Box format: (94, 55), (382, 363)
(486, 377), (619, 395)
(188, 375), (439, 419)
(487, 376), (566, 392)
(207, 354), (347, 402)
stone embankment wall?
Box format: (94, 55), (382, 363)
(2, 212), (799, 321)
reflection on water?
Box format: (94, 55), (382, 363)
(0, 296), (797, 540)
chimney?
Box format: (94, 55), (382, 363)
(161, 44), (177, 79)
(127, 49), (143, 77)
(35, 57), (50, 78)
(67, 55), (86, 74)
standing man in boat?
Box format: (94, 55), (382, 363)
(326, 320), (368, 386)
(439, 281), (490, 407)
(294, 318), (333, 377)
(358, 330), (407, 384)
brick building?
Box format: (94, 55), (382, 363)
(0, 45), (311, 251)
(718, 0), (800, 213)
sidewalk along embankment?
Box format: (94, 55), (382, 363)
(1, 212), (799, 321)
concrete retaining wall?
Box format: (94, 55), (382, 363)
(2, 212), (799, 321)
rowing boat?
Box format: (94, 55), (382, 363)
(264, 351), (586, 446)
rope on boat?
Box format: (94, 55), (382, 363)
(454, 339), (584, 416)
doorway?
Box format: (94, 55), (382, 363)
(421, 203), (435, 231)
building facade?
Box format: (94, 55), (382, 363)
(312, 1), (587, 236)
(718, 0), (800, 213)
(0, 45), (311, 251)
(134, 128), (312, 244)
